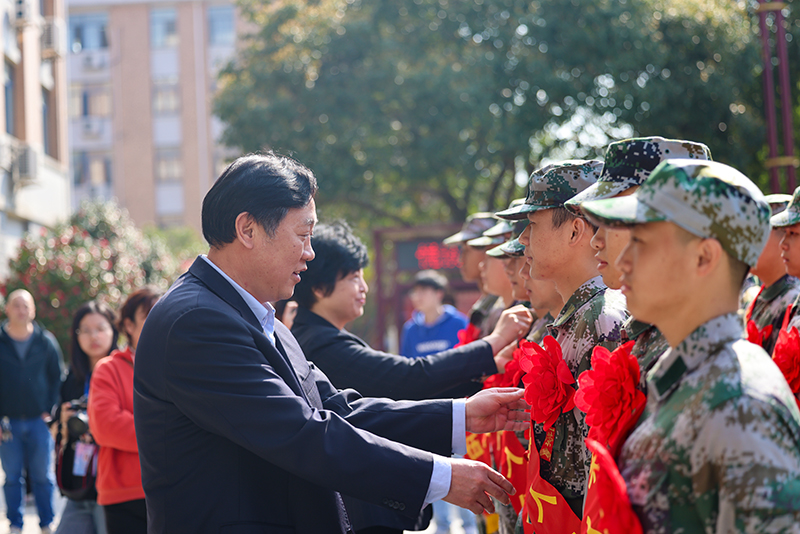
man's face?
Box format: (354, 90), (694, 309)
(615, 221), (696, 325)
(503, 256), (528, 302)
(316, 268), (369, 327)
(479, 255), (512, 299)
(779, 224), (800, 277)
(751, 227), (784, 279)
(590, 226), (630, 290)
(5, 292), (34, 326)
(519, 261), (562, 315)
(518, 210), (571, 281)
(459, 245), (485, 282)
(409, 285), (442, 314)
(255, 200), (317, 302)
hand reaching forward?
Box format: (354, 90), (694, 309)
(443, 458), (516, 514)
(484, 305), (533, 354)
(465, 387), (529, 433)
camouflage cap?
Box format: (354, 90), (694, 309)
(765, 193), (793, 218)
(581, 159), (771, 266)
(565, 137), (712, 214)
(496, 160), (603, 219)
(443, 212), (497, 245)
(770, 188), (800, 227)
(467, 228), (508, 248)
(486, 220), (528, 258)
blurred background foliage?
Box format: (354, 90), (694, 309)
(215, 0), (799, 233)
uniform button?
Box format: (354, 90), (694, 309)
(399, 503), (405, 511)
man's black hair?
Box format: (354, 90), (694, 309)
(294, 222), (369, 308)
(412, 270), (448, 292)
(202, 152), (318, 248)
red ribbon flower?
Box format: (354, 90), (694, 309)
(519, 336), (576, 431)
(455, 323), (481, 347)
(746, 320), (773, 349)
(574, 341), (646, 458)
(773, 326), (800, 411)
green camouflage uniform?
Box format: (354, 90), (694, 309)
(533, 276), (629, 510)
(623, 318), (670, 391)
(582, 160), (800, 532)
(769, 190), (800, 336)
(617, 313), (800, 533)
(748, 275), (800, 354)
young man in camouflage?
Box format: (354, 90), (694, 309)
(582, 159), (800, 533)
(497, 160), (629, 520)
(745, 194), (800, 353)
(566, 136), (711, 388)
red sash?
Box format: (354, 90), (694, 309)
(522, 432), (581, 534)
(498, 431), (528, 514)
(581, 439), (643, 534)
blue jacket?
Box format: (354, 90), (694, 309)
(0, 321), (64, 419)
(401, 305), (469, 359)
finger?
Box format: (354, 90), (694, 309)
(487, 469), (516, 498)
(476, 490), (495, 514)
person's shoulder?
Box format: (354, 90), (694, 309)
(442, 305), (468, 325)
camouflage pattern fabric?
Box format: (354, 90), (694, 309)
(469, 293), (499, 329)
(770, 186), (800, 228)
(531, 276), (628, 500)
(618, 313), (800, 533)
(749, 275), (800, 354)
(526, 313), (553, 345)
(566, 137), (711, 212)
(495, 160), (602, 220)
(582, 160), (771, 267)
(623, 318), (670, 392)
(444, 212), (498, 245)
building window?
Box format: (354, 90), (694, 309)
(73, 151), (112, 186)
(152, 80), (179, 114)
(4, 62), (14, 136)
(3, 13), (19, 58)
(150, 8), (177, 48)
(42, 87), (52, 156)
(154, 148), (181, 182)
(69, 13), (108, 53)
(69, 84), (112, 118)
(207, 5), (234, 47)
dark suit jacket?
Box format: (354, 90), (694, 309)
(134, 258), (455, 534)
(291, 308), (494, 530)
(291, 307), (494, 401)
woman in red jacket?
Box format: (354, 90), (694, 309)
(87, 287), (161, 534)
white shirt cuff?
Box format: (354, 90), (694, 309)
(452, 399), (467, 456)
(422, 399), (468, 507)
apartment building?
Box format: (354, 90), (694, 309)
(0, 0), (71, 277)
(67, 0), (238, 231)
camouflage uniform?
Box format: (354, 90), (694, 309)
(533, 275), (628, 512)
(617, 314), (800, 533)
(582, 160), (800, 532)
(622, 318), (670, 392)
(748, 274), (800, 354)
(769, 190), (800, 334)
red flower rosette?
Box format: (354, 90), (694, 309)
(746, 320), (773, 349)
(519, 336), (576, 431)
(773, 326), (800, 410)
(574, 341), (646, 458)
(455, 323), (481, 347)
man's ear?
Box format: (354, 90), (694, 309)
(568, 217), (590, 245)
(234, 213), (257, 249)
(312, 286), (326, 301)
(695, 238), (724, 278)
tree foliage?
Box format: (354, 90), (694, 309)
(215, 0), (789, 228)
(2, 200), (179, 353)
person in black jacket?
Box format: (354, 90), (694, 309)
(0, 289), (63, 534)
(292, 222), (531, 534)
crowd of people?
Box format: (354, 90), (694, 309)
(0, 287), (161, 534)
(1, 137), (800, 534)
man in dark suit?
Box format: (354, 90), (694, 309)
(133, 153), (530, 534)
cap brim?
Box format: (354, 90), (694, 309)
(580, 195), (668, 228)
(564, 181), (633, 214)
(467, 235), (506, 247)
(443, 232), (470, 245)
(496, 203), (554, 220)
(484, 221), (513, 237)
(486, 244), (509, 258)
(770, 209), (800, 228)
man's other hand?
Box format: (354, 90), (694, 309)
(484, 305), (532, 354)
(443, 458), (516, 514)
(465, 387), (529, 433)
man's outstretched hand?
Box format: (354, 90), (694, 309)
(443, 458), (516, 514)
(465, 387), (529, 434)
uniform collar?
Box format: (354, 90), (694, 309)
(552, 276), (607, 328)
(648, 312), (741, 400)
(761, 274), (796, 301)
(622, 316), (652, 342)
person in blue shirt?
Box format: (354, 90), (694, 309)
(401, 271), (468, 359)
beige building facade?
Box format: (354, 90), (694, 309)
(0, 0), (71, 277)
(67, 0), (237, 231)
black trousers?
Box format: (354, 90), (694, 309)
(103, 498), (147, 534)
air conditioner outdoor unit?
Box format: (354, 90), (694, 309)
(41, 18), (66, 59)
(13, 144), (37, 188)
(14, 0), (31, 27)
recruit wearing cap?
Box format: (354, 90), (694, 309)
(487, 219), (529, 258)
(565, 136), (712, 214)
(767, 192), (795, 223)
(581, 159), (771, 266)
(468, 200), (526, 247)
(495, 160), (603, 220)
(443, 212), (497, 245)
